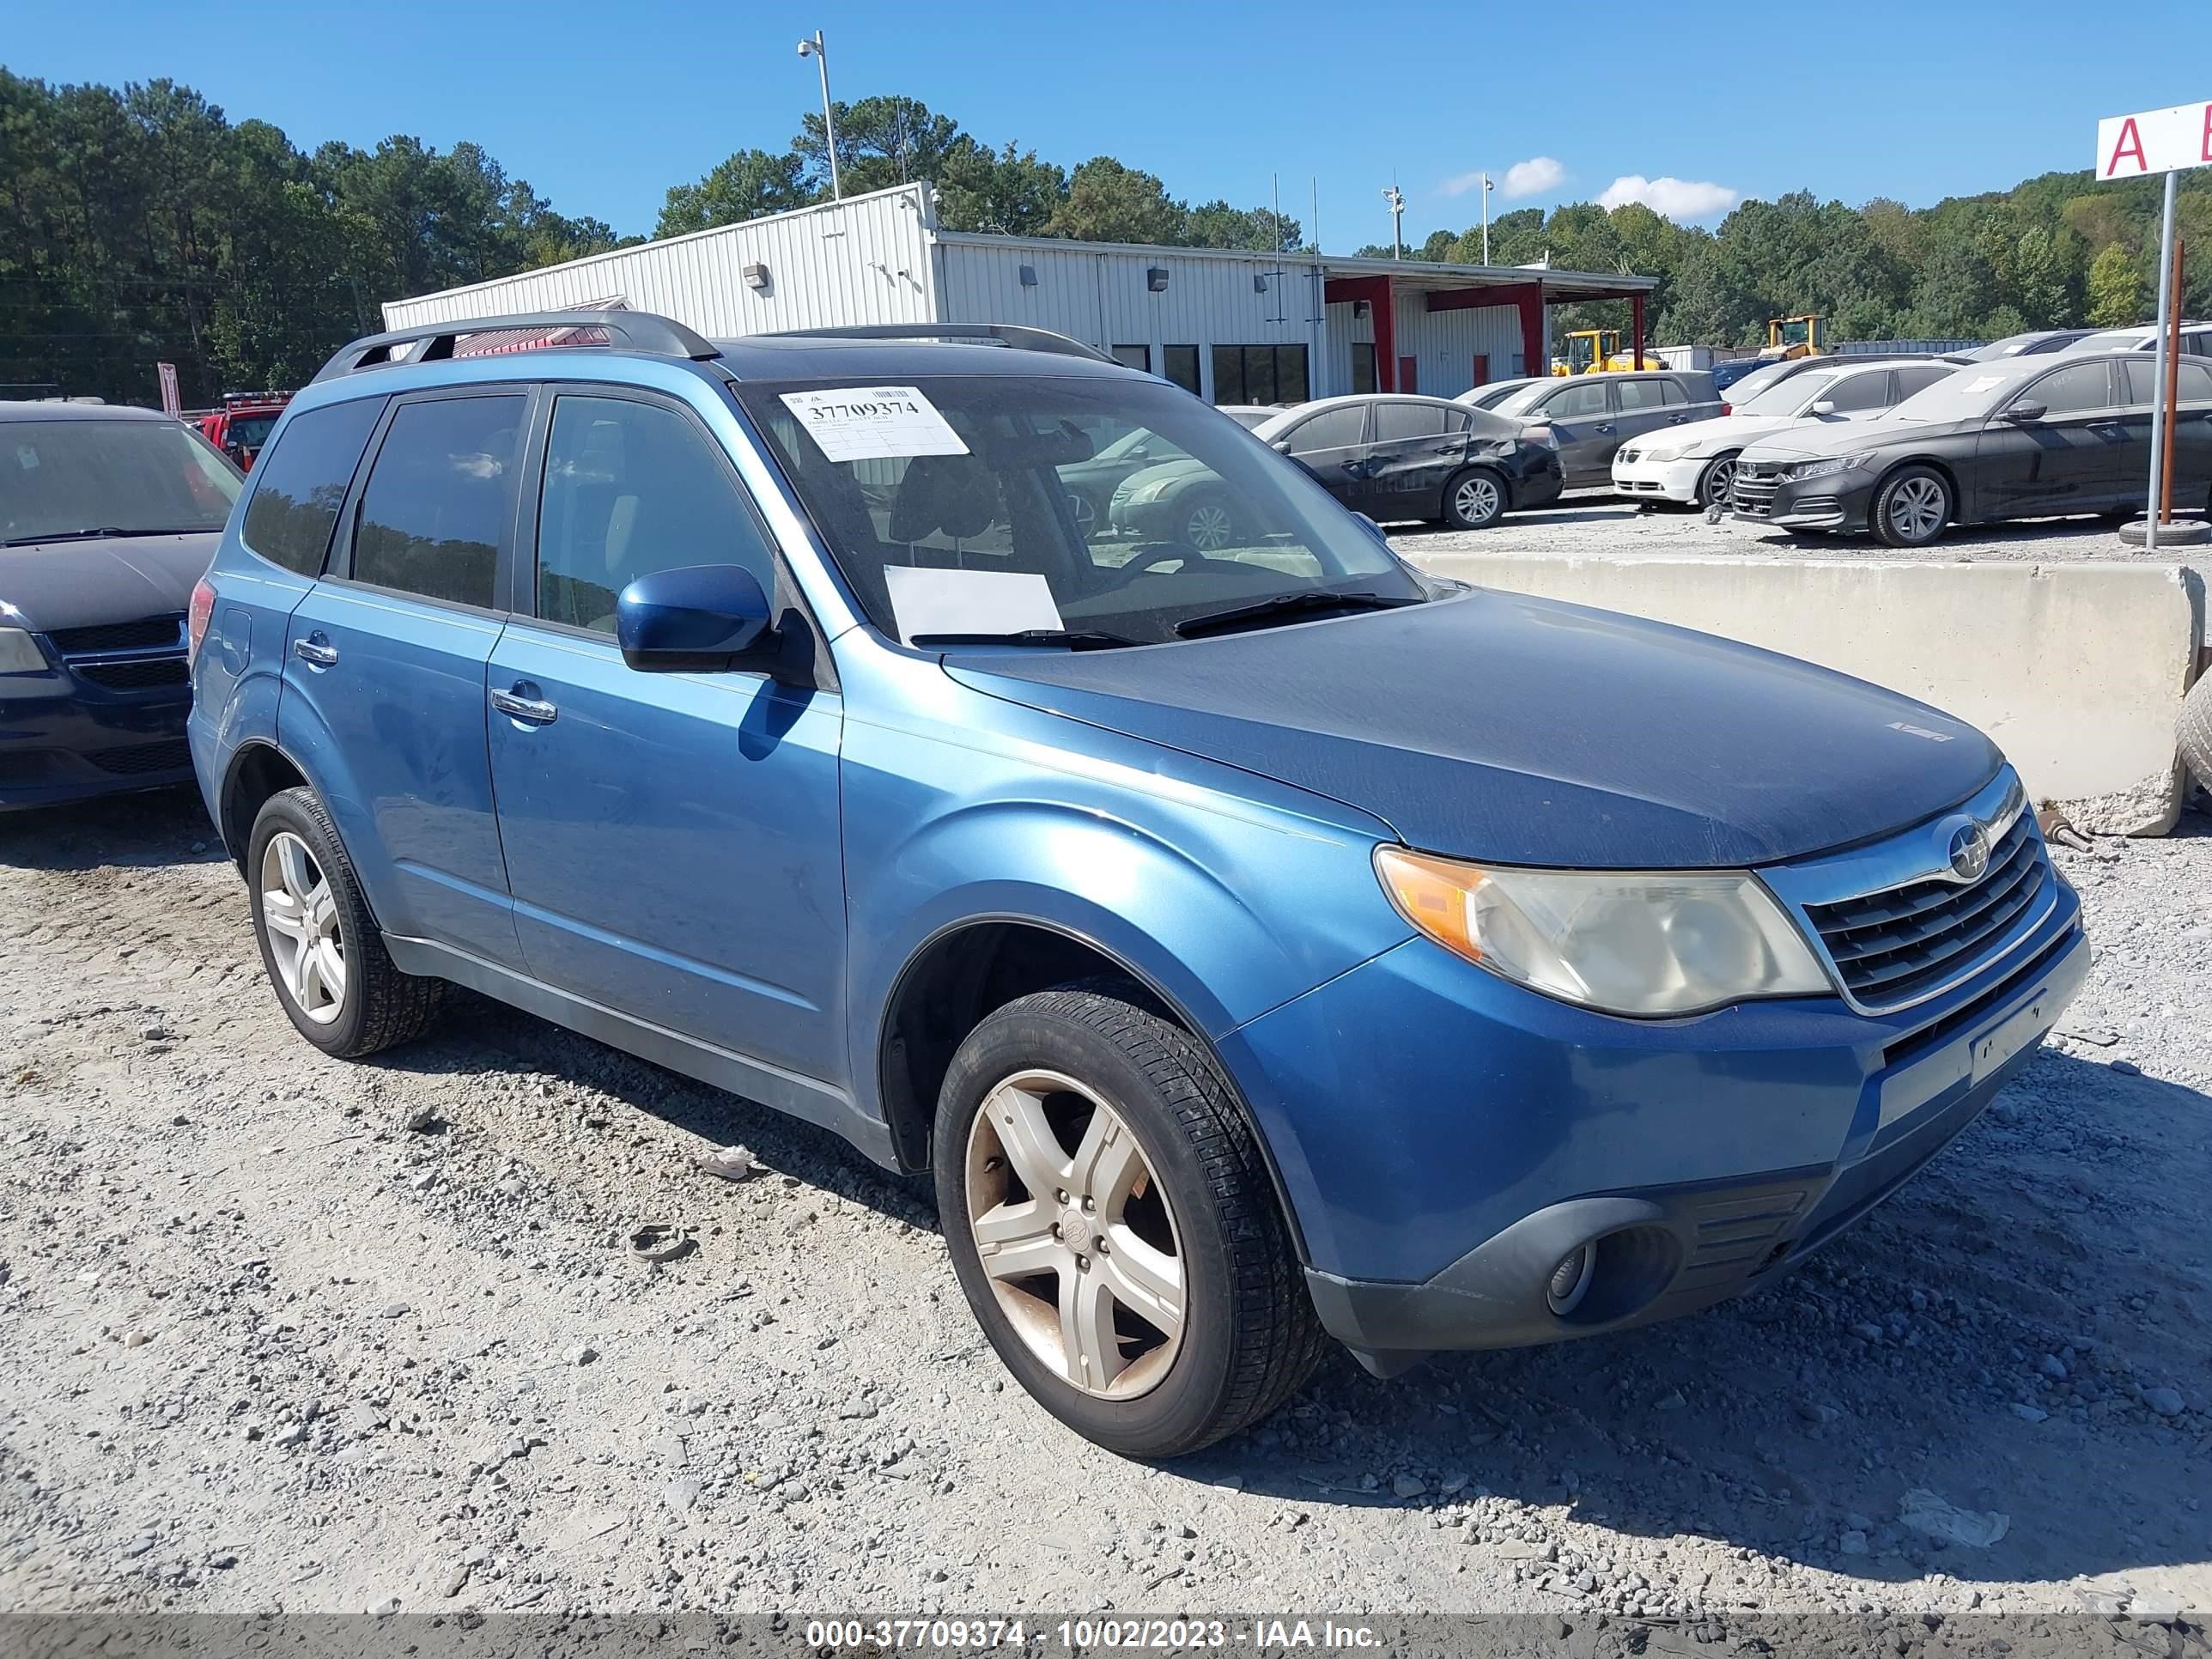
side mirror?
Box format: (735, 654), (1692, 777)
(1271, 438), (1293, 453)
(2002, 403), (2047, 423)
(616, 564), (773, 673)
(1808, 399), (1837, 416)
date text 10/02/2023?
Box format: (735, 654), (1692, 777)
(800, 1620), (1384, 1650)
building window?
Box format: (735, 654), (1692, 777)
(1111, 344), (1151, 373)
(1212, 343), (1311, 407)
(1349, 343), (1376, 396)
(1162, 345), (1200, 395)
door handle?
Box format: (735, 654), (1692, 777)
(491, 685), (558, 725)
(292, 635), (337, 667)
(1594, 423), (1616, 434)
(1668, 414), (1692, 424)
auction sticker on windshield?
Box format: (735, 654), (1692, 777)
(779, 386), (969, 462)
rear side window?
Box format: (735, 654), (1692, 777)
(535, 395), (778, 634)
(1616, 380), (1668, 411)
(240, 399), (381, 575)
(1374, 403), (1447, 441)
(2123, 359), (2212, 404)
(1895, 365), (1955, 398)
(350, 395), (526, 609)
(1658, 380), (1688, 405)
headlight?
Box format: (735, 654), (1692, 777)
(0, 627), (51, 673)
(1637, 442), (1686, 464)
(1129, 478), (1175, 505)
(1788, 455), (1863, 480)
(1374, 847), (1832, 1016)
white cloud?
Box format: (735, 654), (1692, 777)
(1439, 156), (1565, 200)
(1500, 156), (1565, 199)
(1597, 174), (1740, 221)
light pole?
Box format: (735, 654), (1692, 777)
(796, 30), (841, 201)
(1480, 172), (1494, 265)
(1382, 183), (1405, 260)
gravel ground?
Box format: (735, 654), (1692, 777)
(1, 786), (2207, 1630)
(1394, 494), (2199, 564)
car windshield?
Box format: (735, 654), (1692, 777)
(1491, 382), (1554, 416)
(1884, 368), (2022, 424)
(1738, 370), (1838, 416)
(739, 374), (1423, 646)
(1719, 362), (1796, 404)
(1, 418), (240, 546)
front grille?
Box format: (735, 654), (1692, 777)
(1617, 447), (1640, 464)
(1803, 812), (2047, 1009)
(86, 738), (192, 776)
(75, 657), (189, 691)
(47, 615), (184, 654)
(1730, 465), (1780, 515)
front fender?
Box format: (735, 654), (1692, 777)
(836, 653), (1413, 1127)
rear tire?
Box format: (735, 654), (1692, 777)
(246, 787), (442, 1059)
(934, 981), (1323, 1457)
(1442, 467), (1508, 531)
(1872, 465), (1953, 548)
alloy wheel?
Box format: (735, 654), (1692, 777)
(1184, 502), (1234, 551)
(963, 1068), (1186, 1400)
(259, 830), (346, 1024)
(1455, 475), (1501, 525)
(1701, 457), (1736, 507)
(1887, 476), (1946, 541)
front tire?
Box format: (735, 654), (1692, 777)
(246, 787), (441, 1058)
(1694, 453), (1741, 510)
(1442, 467), (1507, 530)
(934, 982), (1323, 1457)
(1178, 490), (1238, 553)
(1873, 465), (1953, 547)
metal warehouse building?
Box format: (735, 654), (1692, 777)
(384, 183), (1656, 403)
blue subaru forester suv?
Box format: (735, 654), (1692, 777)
(188, 311), (2087, 1457)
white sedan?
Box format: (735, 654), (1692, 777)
(1611, 358), (1959, 508)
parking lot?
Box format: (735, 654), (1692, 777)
(2, 507), (2206, 1628)
(1399, 491), (2180, 563)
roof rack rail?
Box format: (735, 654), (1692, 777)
(761, 323), (1117, 366)
(311, 311), (720, 384)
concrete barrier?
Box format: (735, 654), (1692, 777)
(1407, 551), (2207, 835)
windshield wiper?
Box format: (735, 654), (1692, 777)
(2, 526), (189, 547)
(909, 629), (1142, 651)
(1173, 589), (1419, 640)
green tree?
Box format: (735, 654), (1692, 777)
(657, 149), (811, 237)
(1045, 157), (1186, 245)
(2086, 241), (2144, 326)
(936, 143), (1066, 236)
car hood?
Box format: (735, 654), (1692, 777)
(1629, 412), (1797, 455)
(943, 589), (2001, 868)
(1741, 412), (1982, 464)
(0, 533), (219, 632)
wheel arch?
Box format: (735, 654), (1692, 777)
(217, 738), (310, 872)
(872, 911), (1313, 1263)
(1868, 453), (1964, 528)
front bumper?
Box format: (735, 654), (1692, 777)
(1610, 452), (1707, 502)
(0, 679), (196, 810)
(1730, 462), (1878, 529)
(1221, 874), (2086, 1367)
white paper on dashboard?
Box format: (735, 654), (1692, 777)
(777, 386), (970, 462)
(884, 567), (1064, 644)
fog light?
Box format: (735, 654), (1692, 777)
(1547, 1245), (1595, 1316)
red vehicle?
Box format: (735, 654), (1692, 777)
(195, 392), (292, 470)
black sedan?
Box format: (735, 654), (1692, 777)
(1732, 352), (2212, 546)
(0, 402), (242, 808)
(1261, 395), (1564, 530)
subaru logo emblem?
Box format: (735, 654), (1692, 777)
(1948, 823), (1990, 882)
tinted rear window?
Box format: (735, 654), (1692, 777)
(349, 396), (526, 609)
(242, 399), (382, 575)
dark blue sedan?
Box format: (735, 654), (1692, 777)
(0, 402), (242, 809)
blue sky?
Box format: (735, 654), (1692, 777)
(10, 0), (2209, 246)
